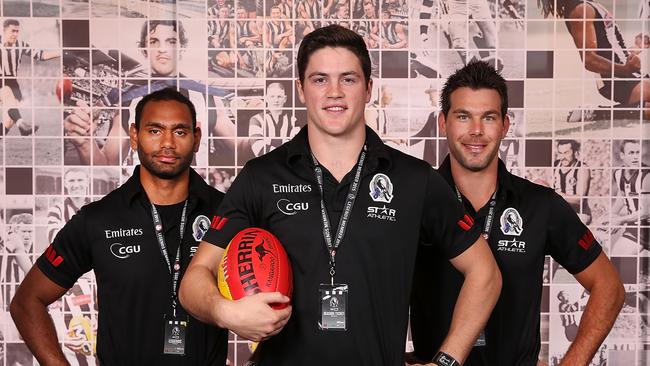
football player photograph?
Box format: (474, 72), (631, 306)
(537, 0), (650, 119)
(1, 18), (60, 136)
(248, 81), (298, 157)
(553, 139), (593, 224)
(64, 19), (235, 167)
(607, 140), (649, 256)
(235, 6), (263, 49)
(407, 61), (624, 366)
(264, 5), (294, 49)
(10, 88), (228, 365)
(180, 24), (501, 366)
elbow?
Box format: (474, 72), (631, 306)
(490, 263), (503, 300)
(178, 278), (190, 310)
(9, 289), (28, 322)
(613, 280), (625, 313)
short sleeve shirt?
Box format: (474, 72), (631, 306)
(410, 156), (602, 366)
(37, 167), (228, 366)
(202, 126), (480, 365)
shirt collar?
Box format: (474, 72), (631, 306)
(285, 125), (392, 172)
(123, 165), (211, 207)
(438, 154), (514, 203)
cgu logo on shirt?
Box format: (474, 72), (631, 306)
(110, 243), (141, 259)
(276, 198), (309, 216)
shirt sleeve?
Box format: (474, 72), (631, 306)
(421, 167), (481, 259)
(547, 191), (602, 274)
(202, 164), (257, 249)
(36, 206), (93, 289)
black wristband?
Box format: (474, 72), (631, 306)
(432, 351), (461, 366)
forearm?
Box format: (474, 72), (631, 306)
(438, 265), (501, 363)
(10, 296), (69, 366)
(15, 253), (32, 274)
(178, 265), (229, 328)
(561, 280), (624, 365)
(584, 52), (635, 77)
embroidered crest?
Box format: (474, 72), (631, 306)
(192, 215), (211, 241)
(369, 173), (394, 203)
(500, 208), (523, 236)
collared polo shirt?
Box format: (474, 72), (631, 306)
(202, 126), (480, 366)
(37, 166), (228, 366)
(410, 156), (602, 366)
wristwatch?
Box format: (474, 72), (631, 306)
(432, 351), (461, 366)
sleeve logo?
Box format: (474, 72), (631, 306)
(578, 229), (595, 250)
(210, 215), (229, 230)
(45, 244), (64, 267)
(457, 214), (474, 231)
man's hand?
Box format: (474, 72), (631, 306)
(64, 101), (92, 147)
(216, 292), (291, 342)
(624, 54), (642, 74)
(4, 230), (26, 253)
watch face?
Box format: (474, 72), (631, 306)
(435, 352), (456, 366)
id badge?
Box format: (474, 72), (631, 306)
(163, 314), (188, 355)
(474, 329), (486, 347)
(318, 283), (348, 331)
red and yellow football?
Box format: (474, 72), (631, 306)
(217, 227), (293, 309)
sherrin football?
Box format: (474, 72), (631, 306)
(217, 227), (293, 309)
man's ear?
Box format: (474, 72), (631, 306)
(193, 121), (202, 153)
(296, 79), (306, 104)
(438, 112), (447, 137)
(129, 123), (138, 150)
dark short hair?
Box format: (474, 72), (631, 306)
(3, 19), (19, 29)
(134, 88), (197, 130)
(138, 20), (188, 55)
(557, 139), (580, 152)
(297, 25), (371, 85)
(537, 0), (573, 18)
(620, 139), (639, 153)
(440, 60), (508, 119)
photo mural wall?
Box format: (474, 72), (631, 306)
(0, 0), (648, 364)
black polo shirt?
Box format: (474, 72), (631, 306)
(410, 156), (602, 366)
(202, 126), (480, 366)
(37, 166), (228, 366)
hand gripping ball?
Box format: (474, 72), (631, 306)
(218, 228), (293, 309)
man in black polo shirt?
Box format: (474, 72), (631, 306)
(10, 88), (228, 365)
(407, 61), (624, 366)
(179, 25), (501, 366)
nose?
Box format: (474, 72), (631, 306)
(326, 80), (344, 98)
(468, 117), (484, 136)
(160, 130), (176, 149)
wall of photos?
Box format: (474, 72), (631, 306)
(0, 0), (648, 365)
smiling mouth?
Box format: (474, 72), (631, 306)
(462, 143), (487, 153)
(323, 106), (347, 112)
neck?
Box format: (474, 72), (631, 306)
(451, 157), (499, 212)
(308, 125), (366, 182)
(270, 109), (282, 119)
(69, 196), (87, 208)
(139, 167), (190, 205)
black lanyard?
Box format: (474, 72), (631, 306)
(311, 145), (367, 285)
(455, 186), (497, 240)
(150, 200), (188, 317)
